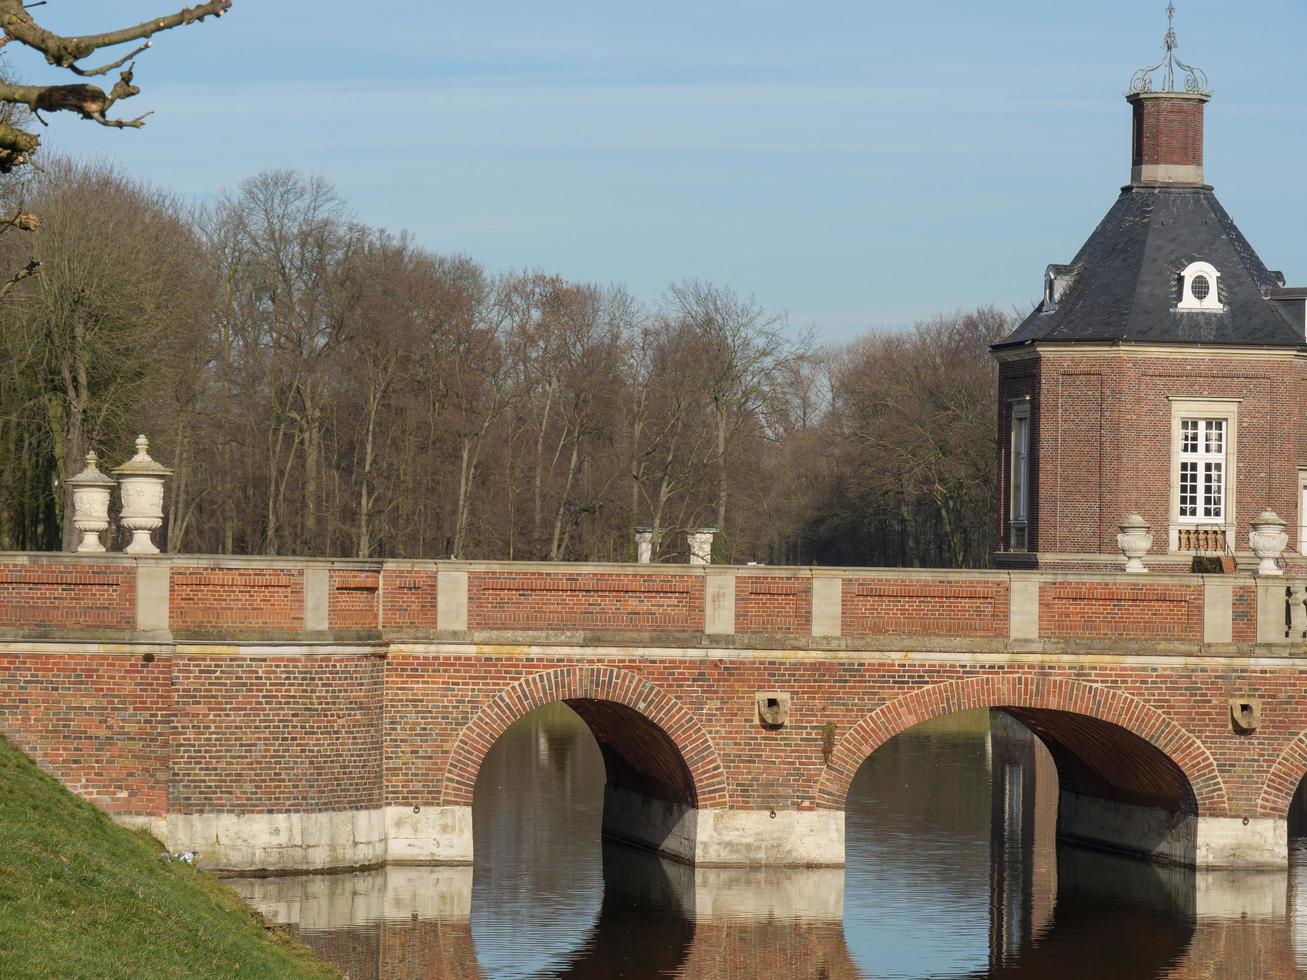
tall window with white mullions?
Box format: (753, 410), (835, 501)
(1177, 418), (1225, 524)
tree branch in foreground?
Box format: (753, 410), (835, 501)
(0, 1), (231, 169)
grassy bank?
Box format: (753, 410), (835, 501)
(0, 735), (335, 979)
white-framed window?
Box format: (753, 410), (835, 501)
(1009, 401), (1030, 551)
(1168, 397), (1238, 552)
(1178, 418), (1225, 521)
(1177, 261), (1223, 312)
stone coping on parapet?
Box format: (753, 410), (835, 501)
(1, 635), (1304, 665)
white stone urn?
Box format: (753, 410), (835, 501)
(687, 528), (716, 566)
(112, 435), (172, 555)
(1249, 510), (1289, 576)
(65, 451), (116, 553)
(634, 526), (654, 564)
(1116, 513), (1153, 573)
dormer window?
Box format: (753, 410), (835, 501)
(1041, 264), (1076, 313)
(1177, 261), (1223, 311)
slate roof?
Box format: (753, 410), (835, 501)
(994, 185), (1303, 349)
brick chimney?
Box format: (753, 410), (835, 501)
(1127, 91), (1208, 186)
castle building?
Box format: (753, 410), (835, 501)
(991, 11), (1306, 571)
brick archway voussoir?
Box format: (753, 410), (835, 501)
(814, 676), (1226, 815)
(440, 666), (730, 809)
(1257, 731), (1307, 818)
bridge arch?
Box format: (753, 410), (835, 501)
(1256, 731), (1307, 818)
(815, 675), (1227, 815)
(440, 666), (730, 810)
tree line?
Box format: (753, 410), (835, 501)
(0, 162), (1010, 567)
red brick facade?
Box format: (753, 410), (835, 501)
(171, 655), (384, 813)
(995, 350), (1307, 566)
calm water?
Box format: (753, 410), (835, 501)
(228, 705), (1307, 978)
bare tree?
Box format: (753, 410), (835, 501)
(666, 280), (808, 560)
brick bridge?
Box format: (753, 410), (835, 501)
(4, 553), (1307, 871)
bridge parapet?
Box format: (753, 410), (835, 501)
(0, 552), (1293, 652)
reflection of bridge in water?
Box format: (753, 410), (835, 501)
(228, 842), (1307, 979)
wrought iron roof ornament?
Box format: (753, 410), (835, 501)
(1128, 3), (1210, 96)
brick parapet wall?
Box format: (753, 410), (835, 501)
(329, 569), (380, 630)
(170, 565), (305, 632)
(466, 569), (707, 633)
(734, 574), (811, 635)
(379, 567), (439, 629)
(842, 576), (1008, 637)
(0, 558), (136, 630)
(1039, 581), (1204, 641)
(3, 553), (1303, 650)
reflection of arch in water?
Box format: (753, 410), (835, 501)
(953, 848), (1197, 980)
(554, 844), (854, 979)
(818, 677), (1223, 865)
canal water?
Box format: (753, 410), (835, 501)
(228, 704), (1307, 978)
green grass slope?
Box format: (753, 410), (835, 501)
(0, 735), (336, 979)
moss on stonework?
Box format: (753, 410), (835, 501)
(0, 734), (336, 979)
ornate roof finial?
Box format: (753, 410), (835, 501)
(1128, 3), (1210, 96)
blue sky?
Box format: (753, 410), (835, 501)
(27, 1), (1307, 341)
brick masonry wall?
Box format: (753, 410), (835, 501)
(734, 575), (811, 635)
(380, 568), (439, 629)
(170, 567), (304, 631)
(6, 642), (1307, 823)
(842, 577), (1008, 637)
(0, 652), (170, 815)
(329, 569), (380, 630)
(467, 571), (705, 632)
(170, 655), (383, 813)
(1132, 95), (1204, 170)
(0, 561), (135, 630)
(379, 651), (1307, 820)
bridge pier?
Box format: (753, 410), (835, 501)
(1057, 793), (1286, 869)
(600, 785), (844, 867)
